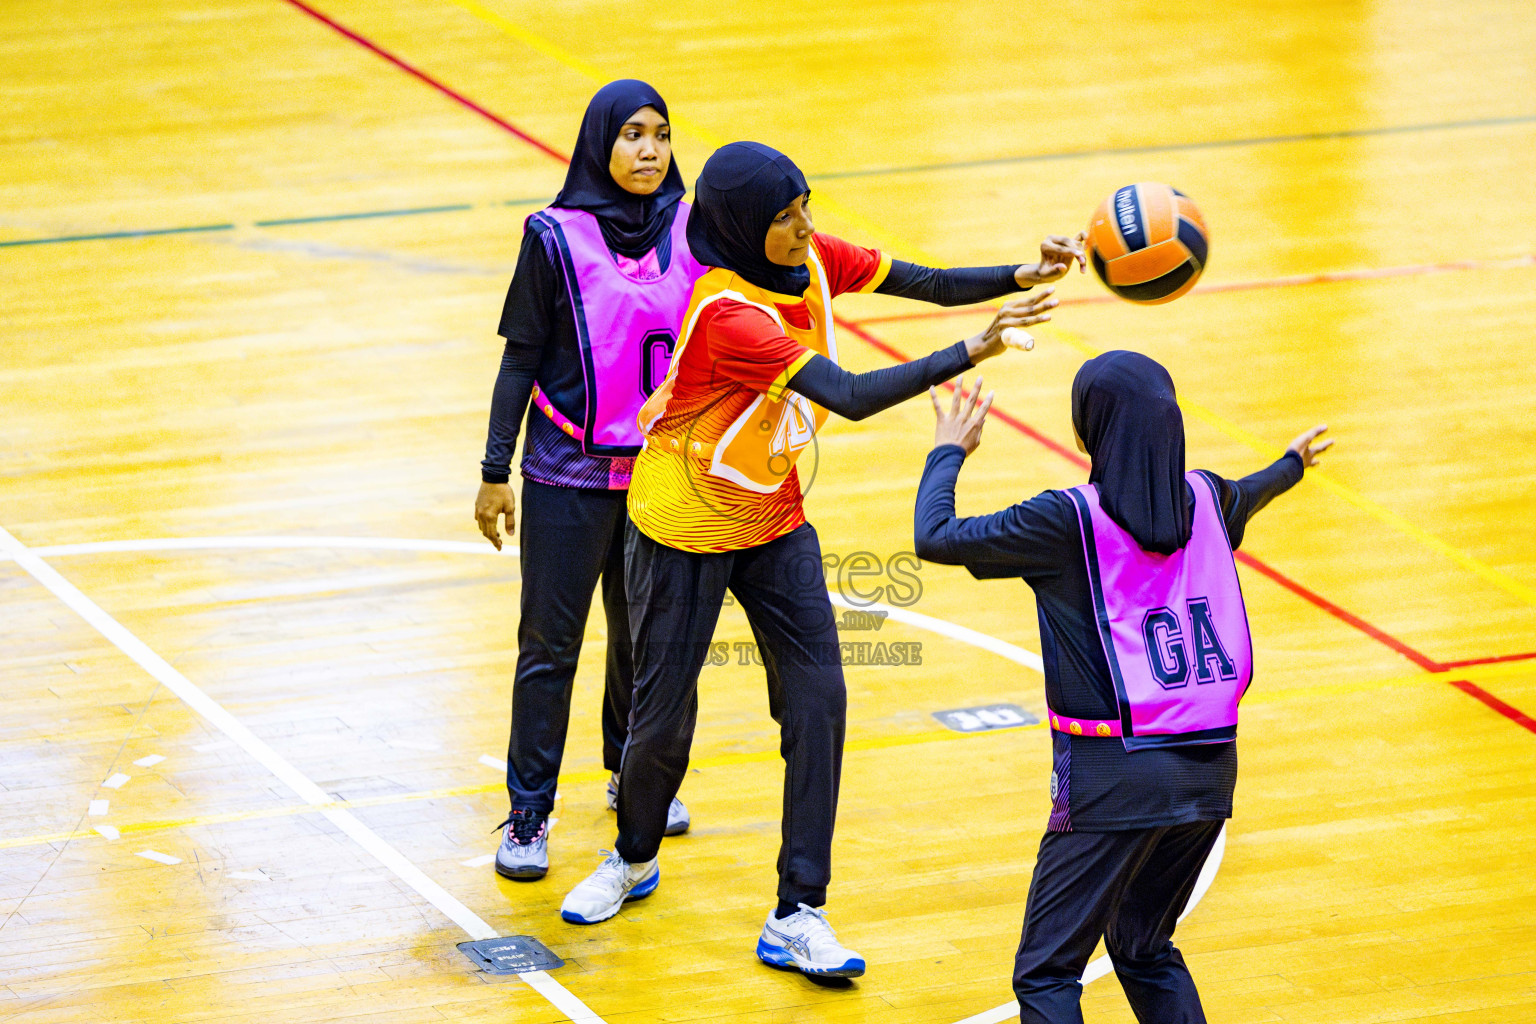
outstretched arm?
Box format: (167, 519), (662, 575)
(787, 293), (1054, 420)
(875, 234), (1087, 306)
(1212, 425), (1332, 547)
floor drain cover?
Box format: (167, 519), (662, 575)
(458, 935), (564, 974)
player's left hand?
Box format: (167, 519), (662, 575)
(930, 376), (994, 456)
(1016, 232), (1088, 286)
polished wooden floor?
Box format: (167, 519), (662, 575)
(3, 1), (1535, 1021)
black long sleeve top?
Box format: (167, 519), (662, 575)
(914, 445), (1305, 830)
(482, 240), (1023, 485)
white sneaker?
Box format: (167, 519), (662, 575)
(560, 850), (659, 924)
(756, 904), (866, 978)
(493, 810), (548, 881)
(607, 772), (691, 836)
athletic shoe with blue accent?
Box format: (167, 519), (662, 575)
(493, 809), (548, 881)
(756, 904), (866, 978)
(606, 772), (691, 836)
(559, 850), (659, 924)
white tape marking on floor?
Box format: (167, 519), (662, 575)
(228, 870), (271, 881)
(102, 773), (130, 789)
(133, 754), (166, 768)
(94, 825), (120, 841)
(949, 824), (1227, 1024)
(0, 525), (601, 1024)
(461, 853), (496, 868)
(88, 800), (109, 816)
(478, 754), (509, 772)
(137, 850), (181, 865)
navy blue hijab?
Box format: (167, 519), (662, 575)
(1072, 351), (1192, 555)
(687, 141), (811, 296)
(553, 79), (685, 259)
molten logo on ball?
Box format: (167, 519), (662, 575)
(1087, 182), (1209, 305)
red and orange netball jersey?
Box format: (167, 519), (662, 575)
(627, 234), (891, 553)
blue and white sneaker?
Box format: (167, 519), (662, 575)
(606, 772), (691, 836)
(493, 809), (548, 881)
(757, 904), (866, 978)
(559, 850), (659, 924)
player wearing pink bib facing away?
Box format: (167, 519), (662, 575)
(914, 351), (1331, 1023)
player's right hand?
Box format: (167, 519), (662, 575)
(475, 481), (516, 550)
(965, 288), (1056, 363)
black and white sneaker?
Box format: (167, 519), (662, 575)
(606, 772), (691, 836)
(493, 809), (549, 881)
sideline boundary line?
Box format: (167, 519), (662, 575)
(0, 525), (603, 1024)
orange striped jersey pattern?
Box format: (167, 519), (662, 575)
(627, 234), (891, 553)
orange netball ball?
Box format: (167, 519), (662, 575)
(1086, 183), (1209, 304)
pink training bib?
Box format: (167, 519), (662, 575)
(1066, 472), (1254, 751)
(526, 203), (705, 458)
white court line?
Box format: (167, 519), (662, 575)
(3, 530), (1219, 1016)
(949, 825), (1227, 1024)
(0, 525), (601, 1024)
(13, 536), (1043, 673)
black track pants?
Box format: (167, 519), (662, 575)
(615, 522), (846, 907)
(504, 479), (633, 816)
(1013, 820), (1224, 1024)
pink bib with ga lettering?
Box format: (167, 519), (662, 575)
(1066, 471), (1253, 751)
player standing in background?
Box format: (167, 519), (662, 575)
(914, 351), (1331, 1022)
(560, 140), (1086, 981)
(475, 80), (701, 882)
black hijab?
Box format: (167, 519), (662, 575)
(1071, 350), (1192, 555)
(552, 79), (685, 259)
(686, 141), (811, 296)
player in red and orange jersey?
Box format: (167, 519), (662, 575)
(562, 142), (1085, 979)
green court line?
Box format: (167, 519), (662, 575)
(0, 223), (236, 247)
(0, 196), (552, 249)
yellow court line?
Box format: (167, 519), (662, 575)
(441, 0), (1533, 609)
(12, 651), (1529, 854)
(16, 655), (1532, 854)
(438, 0), (941, 264)
(0, 726), (1041, 854)
(1036, 321), (1536, 608)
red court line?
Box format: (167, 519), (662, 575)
(1435, 651), (1536, 671)
(1230, 551), (1441, 671)
(836, 316), (1086, 467)
(279, 1), (1536, 736)
(280, 0), (570, 165)
(1448, 680), (1536, 735)
(854, 254), (1536, 327)
(838, 312), (1450, 673)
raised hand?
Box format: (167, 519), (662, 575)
(930, 375), (995, 455)
(1016, 231), (1089, 286)
(1287, 425), (1333, 468)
